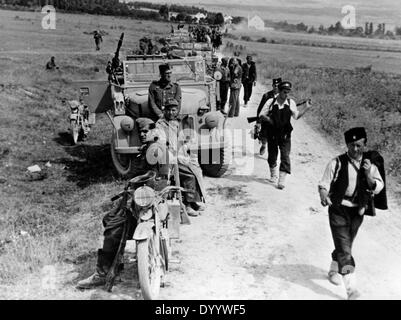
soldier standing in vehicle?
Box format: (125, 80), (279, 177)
(259, 81), (311, 189)
(76, 118), (157, 290)
(94, 30), (103, 51)
(148, 63), (182, 119)
(256, 78), (282, 155)
(318, 127), (386, 300)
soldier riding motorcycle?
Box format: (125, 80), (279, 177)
(77, 118), (190, 300)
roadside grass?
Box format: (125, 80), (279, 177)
(0, 10), (172, 284)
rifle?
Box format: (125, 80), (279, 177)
(247, 98), (312, 123)
(173, 162), (191, 225)
(104, 189), (131, 292)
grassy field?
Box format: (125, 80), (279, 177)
(1, 8), (401, 285)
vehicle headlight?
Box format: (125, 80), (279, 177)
(139, 208), (153, 221)
(204, 112), (220, 129)
(134, 186), (155, 208)
(213, 70), (222, 81)
(120, 116), (134, 132)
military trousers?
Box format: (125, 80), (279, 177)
(329, 205), (364, 275)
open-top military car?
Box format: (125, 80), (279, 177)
(74, 34), (229, 178)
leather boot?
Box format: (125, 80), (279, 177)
(343, 273), (361, 300)
(186, 205), (198, 217)
(328, 261), (342, 286)
(76, 249), (114, 289)
(269, 166), (278, 183)
(277, 171), (287, 189)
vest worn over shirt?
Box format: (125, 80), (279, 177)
(329, 151), (388, 216)
(270, 98), (293, 139)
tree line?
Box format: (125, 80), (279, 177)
(267, 19), (401, 38)
(0, 0), (242, 25)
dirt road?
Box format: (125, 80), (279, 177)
(3, 82), (401, 301)
(156, 83), (401, 300)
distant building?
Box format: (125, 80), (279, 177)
(190, 12), (207, 23)
(224, 15), (233, 25)
(169, 12), (179, 20)
(248, 15), (265, 31)
(137, 7), (159, 13)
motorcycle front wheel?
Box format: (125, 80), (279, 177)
(137, 232), (162, 300)
(70, 120), (79, 145)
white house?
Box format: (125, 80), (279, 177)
(224, 15), (233, 25)
(191, 12), (207, 22)
(168, 11), (179, 20)
(248, 15), (265, 31)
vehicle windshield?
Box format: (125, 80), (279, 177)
(123, 57), (205, 84)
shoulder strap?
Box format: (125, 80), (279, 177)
(333, 156), (340, 183)
(268, 97), (277, 113)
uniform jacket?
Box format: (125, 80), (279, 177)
(154, 118), (206, 200)
(148, 80), (182, 118)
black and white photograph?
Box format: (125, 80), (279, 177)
(1, 0), (401, 304)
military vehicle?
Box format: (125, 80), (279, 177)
(74, 33), (230, 178)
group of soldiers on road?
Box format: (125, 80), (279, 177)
(187, 24), (223, 50)
(216, 55), (257, 118)
(68, 28), (388, 300)
(212, 52), (387, 299)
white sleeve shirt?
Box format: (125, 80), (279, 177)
(318, 156), (384, 207)
(259, 97), (299, 119)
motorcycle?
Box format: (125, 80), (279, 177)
(104, 145), (191, 299)
(68, 100), (91, 145)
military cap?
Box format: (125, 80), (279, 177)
(165, 98), (179, 108)
(344, 127), (367, 144)
(272, 78), (282, 85)
(136, 118), (155, 130)
(278, 81), (292, 91)
(159, 63), (172, 74)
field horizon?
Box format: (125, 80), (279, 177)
(128, 0), (401, 31)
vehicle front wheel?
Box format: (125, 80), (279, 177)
(200, 147), (230, 177)
(110, 134), (132, 177)
(137, 233), (162, 300)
